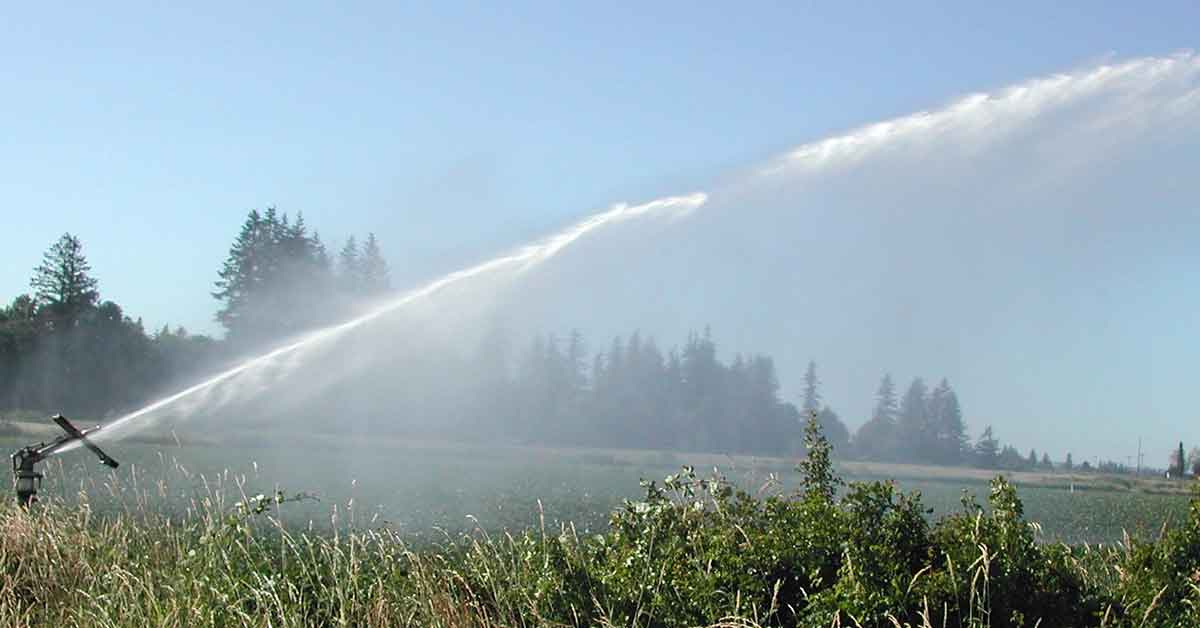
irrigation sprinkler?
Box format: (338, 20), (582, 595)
(11, 414), (120, 507)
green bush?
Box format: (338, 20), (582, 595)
(1114, 483), (1200, 626)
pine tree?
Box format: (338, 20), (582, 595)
(338, 236), (361, 294)
(816, 406), (850, 454)
(312, 232), (332, 271)
(276, 212), (334, 330)
(360, 233), (391, 295)
(213, 208), (331, 341)
(974, 425), (1000, 469)
(1065, 452), (1074, 471)
(31, 233), (100, 323)
(802, 360), (821, 413)
(928, 378), (968, 465)
(565, 329), (587, 396)
(998, 444), (1025, 471)
(854, 373), (899, 461)
(898, 377), (931, 462)
(874, 373), (898, 423)
(213, 210), (268, 338)
(1041, 452), (1053, 470)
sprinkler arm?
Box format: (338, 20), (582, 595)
(50, 414), (119, 468)
(13, 415), (119, 468)
(11, 414), (119, 506)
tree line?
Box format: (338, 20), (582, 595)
(464, 329), (1075, 468)
(493, 328), (817, 456)
(213, 207), (390, 344)
(0, 208), (1172, 472)
(0, 208), (388, 418)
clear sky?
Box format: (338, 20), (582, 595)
(3, 3), (1199, 460)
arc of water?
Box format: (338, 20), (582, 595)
(66, 192), (707, 449)
(65, 52), (1200, 450)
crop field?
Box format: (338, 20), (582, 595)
(2, 423), (1199, 626)
(6, 430), (1187, 546)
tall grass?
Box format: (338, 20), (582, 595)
(0, 419), (1196, 627)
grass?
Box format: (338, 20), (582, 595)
(9, 429), (1187, 546)
(0, 425), (1197, 626)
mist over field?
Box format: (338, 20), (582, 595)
(67, 54), (1200, 467)
(7, 5), (1200, 623)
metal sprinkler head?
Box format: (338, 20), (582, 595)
(10, 414), (119, 507)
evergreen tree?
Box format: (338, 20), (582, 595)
(1027, 448), (1038, 469)
(360, 233), (390, 295)
(854, 373), (899, 461)
(998, 444), (1026, 471)
(1041, 452), (1053, 470)
(874, 373), (898, 423)
(565, 329), (587, 396)
(1065, 452), (1074, 471)
(736, 355), (765, 453)
(31, 233), (100, 323)
(974, 425), (1000, 469)
(312, 231), (332, 271)
(816, 406), (850, 454)
(928, 378), (968, 465)
(213, 208), (331, 341)
(802, 360), (821, 413)
(275, 212), (334, 330)
(680, 328), (720, 451)
(338, 236), (362, 294)
(213, 209), (272, 339)
(898, 377), (931, 462)
(0, 296), (38, 409)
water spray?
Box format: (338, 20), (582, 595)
(74, 192), (707, 446)
(11, 415), (120, 507)
(52, 53), (1200, 450)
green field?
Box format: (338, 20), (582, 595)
(3, 424), (1199, 626)
(11, 430), (1188, 546)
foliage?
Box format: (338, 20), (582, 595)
(499, 328), (830, 457)
(974, 426), (1000, 469)
(854, 374), (899, 462)
(0, 216), (387, 420)
(1114, 483), (1200, 625)
(359, 232), (391, 295)
(0, 219), (1183, 475)
(1, 239), (217, 416)
(213, 208), (335, 342)
(798, 410), (842, 503)
(854, 374), (971, 467)
(30, 232), (99, 320)
(4, 421), (1200, 626)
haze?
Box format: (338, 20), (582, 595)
(4, 4), (1200, 463)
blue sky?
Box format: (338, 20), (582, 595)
(4, 2), (1196, 334)
(4, 3), (1200, 459)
